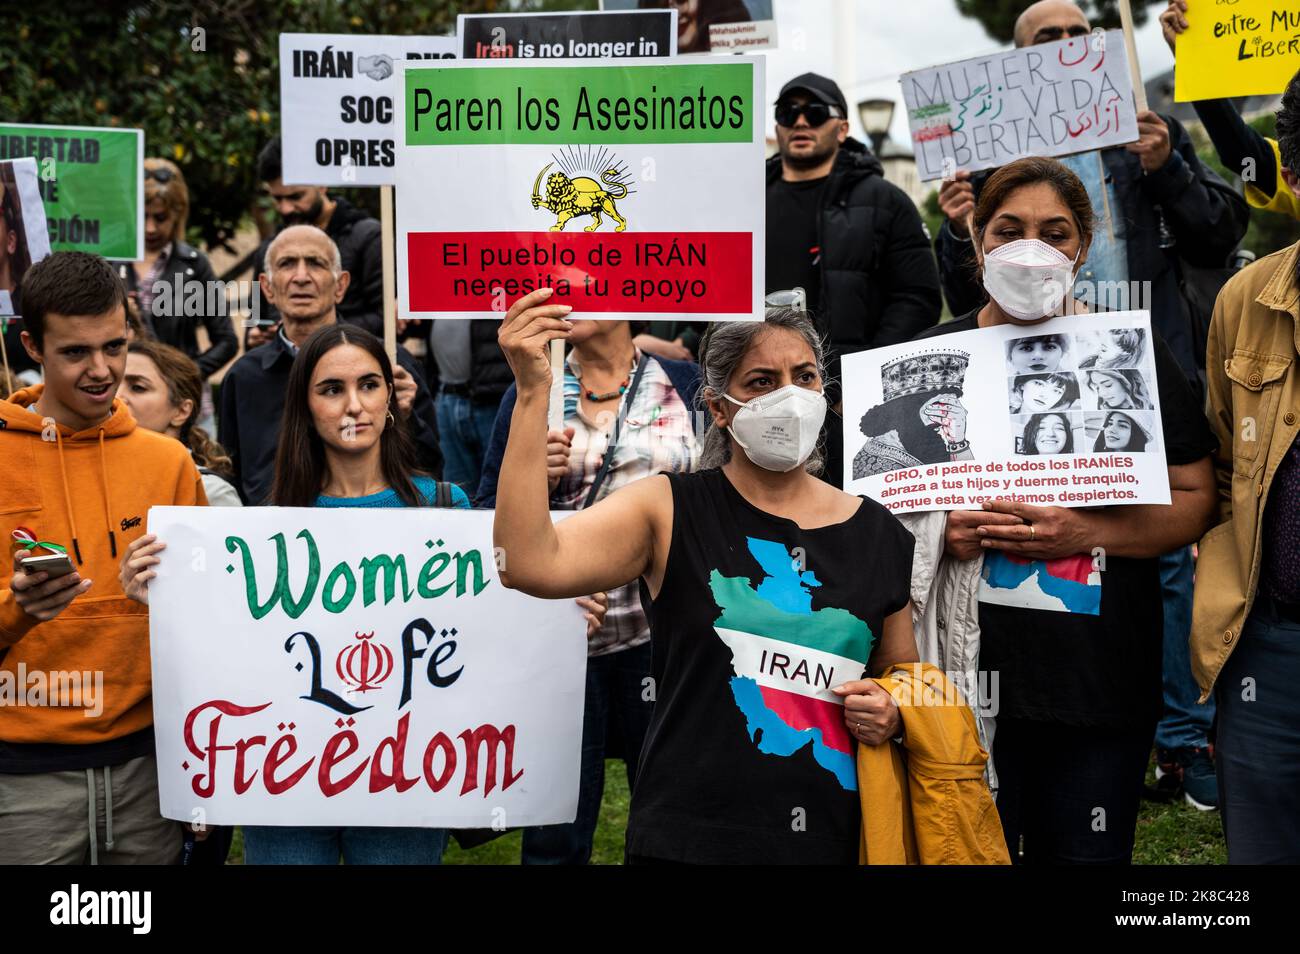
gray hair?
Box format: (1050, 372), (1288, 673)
(264, 224), (343, 277)
(696, 307), (829, 474)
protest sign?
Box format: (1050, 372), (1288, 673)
(0, 123), (142, 260)
(600, 0), (778, 54)
(147, 506), (587, 827)
(279, 33), (457, 187)
(1174, 0), (1300, 102)
(393, 56), (765, 321)
(0, 157), (51, 316)
(901, 30), (1140, 181)
(842, 311), (1170, 515)
(458, 9), (677, 59)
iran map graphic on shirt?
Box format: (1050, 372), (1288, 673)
(709, 537), (875, 792)
(979, 552), (1102, 615)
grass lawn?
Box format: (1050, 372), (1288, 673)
(1133, 759), (1226, 865)
(226, 754), (1224, 865)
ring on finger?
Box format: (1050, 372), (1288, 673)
(1028, 524), (1036, 541)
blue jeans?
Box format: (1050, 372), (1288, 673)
(242, 826), (447, 865)
(521, 641), (654, 865)
(435, 390), (501, 493)
(1155, 547), (1215, 751)
(1216, 598), (1300, 863)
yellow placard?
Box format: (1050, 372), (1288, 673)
(1174, 0), (1300, 102)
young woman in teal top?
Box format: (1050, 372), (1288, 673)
(255, 324), (464, 862)
(124, 324), (604, 864)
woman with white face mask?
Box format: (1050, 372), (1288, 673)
(476, 318), (696, 866)
(907, 157), (1218, 865)
(492, 294), (921, 864)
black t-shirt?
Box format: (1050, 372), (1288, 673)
(766, 176), (827, 316)
(629, 468), (914, 863)
(912, 309), (1217, 728)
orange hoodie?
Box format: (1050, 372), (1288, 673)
(0, 385), (207, 748)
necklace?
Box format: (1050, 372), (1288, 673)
(575, 352), (637, 402)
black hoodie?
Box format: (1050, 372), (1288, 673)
(765, 137), (942, 403)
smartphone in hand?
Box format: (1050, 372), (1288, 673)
(19, 553), (77, 578)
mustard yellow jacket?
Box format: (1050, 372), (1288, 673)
(857, 663), (1009, 865)
(1194, 240), (1300, 697)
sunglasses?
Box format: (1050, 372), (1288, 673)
(775, 102), (843, 128)
(145, 167), (175, 184)
(764, 287), (807, 313)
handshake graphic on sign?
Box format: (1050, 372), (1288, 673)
(357, 54), (393, 81)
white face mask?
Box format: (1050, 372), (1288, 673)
(981, 238), (1080, 323)
(723, 384), (827, 473)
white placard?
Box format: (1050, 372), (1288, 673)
(0, 157), (51, 316)
(901, 29), (1140, 181)
(148, 506), (586, 827)
(279, 33), (457, 187)
(393, 55), (765, 321)
(842, 311), (1171, 514)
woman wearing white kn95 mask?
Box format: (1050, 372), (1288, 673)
(491, 294), (985, 865)
(904, 157), (1218, 865)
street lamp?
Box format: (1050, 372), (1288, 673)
(857, 98), (896, 156)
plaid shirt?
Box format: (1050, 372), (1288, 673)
(553, 352), (699, 657)
(136, 243), (172, 318)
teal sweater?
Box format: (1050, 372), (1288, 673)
(314, 475), (469, 509)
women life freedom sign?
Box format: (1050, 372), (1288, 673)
(841, 312), (1170, 515)
(147, 507), (586, 828)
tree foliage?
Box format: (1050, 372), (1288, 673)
(0, 0), (594, 253)
(954, 0), (1164, 44)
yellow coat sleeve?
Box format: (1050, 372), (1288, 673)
(1244, 139), (1300, 221)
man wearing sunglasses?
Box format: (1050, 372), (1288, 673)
(766, 72), (942, 486)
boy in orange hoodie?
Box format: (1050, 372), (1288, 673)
(0, 252), (207, 864)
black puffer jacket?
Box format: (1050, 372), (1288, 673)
(122, 242), (238, 376)
(252, 197), (384, 336)
(765, 137), (942, 400)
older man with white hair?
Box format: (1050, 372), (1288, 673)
(218, 224), (442, 503)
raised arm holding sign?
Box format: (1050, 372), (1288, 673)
(1168, 0), (1300, 101)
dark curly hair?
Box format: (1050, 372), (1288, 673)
(1278, 67), (1300, 180)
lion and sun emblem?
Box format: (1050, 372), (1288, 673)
(531, 146), (635, 233)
